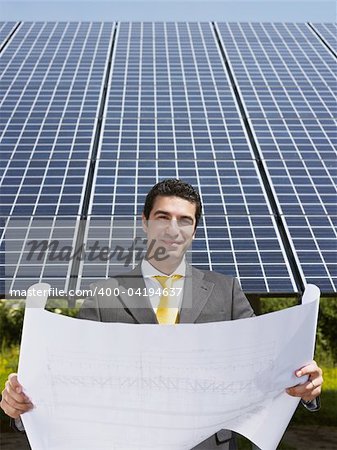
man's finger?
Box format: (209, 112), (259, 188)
(5, 381), (31, 405)
(286, 382), (309, 397)
(288, 375), (323, 392)
(2, 389), (33, 413)
(8, 373), (23, 394)
(286, 378), (323, 397)
(302, 387), (321, 402)
(295, 362), (322, 377)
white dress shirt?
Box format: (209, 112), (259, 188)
(141, 259), (186, 313)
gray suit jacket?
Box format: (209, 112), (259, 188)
(78, 263), (255, 449)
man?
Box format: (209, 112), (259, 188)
(1, 179), (323, 449)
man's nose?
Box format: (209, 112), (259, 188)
(165, 219), (180, 236)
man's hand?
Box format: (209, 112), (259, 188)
(0, 373), (33, 419)
(286, 360), (323, 402)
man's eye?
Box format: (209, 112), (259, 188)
(179, 219), (193, 226)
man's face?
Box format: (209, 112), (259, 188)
(142, 196), (197, 264)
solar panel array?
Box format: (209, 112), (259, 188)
(1, 21), (336, 296)
(216, 22), (337, 292)
(0, 22), (114, 291)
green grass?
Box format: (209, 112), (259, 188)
(0, 344), (19, 390)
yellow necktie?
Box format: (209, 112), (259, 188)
(152, 275), (183, 324)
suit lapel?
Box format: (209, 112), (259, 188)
(179, 263), (214, 323)
(116, 264), (158, 324)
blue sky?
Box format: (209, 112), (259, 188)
(1, 0), (336, 21)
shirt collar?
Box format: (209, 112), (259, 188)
(141, 258), (186, 279)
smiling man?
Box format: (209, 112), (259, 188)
(1, 179), (323, 450)
(143, 195), (196, 273)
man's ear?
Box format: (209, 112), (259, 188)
(142, 213), (148, 233)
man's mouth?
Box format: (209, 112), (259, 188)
(161, 240), (182, 247)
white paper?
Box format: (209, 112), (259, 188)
(18, 283), (320, 450)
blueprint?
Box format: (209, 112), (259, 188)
(18, 283), (320, 450)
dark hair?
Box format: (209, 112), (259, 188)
(143, 179), (202, 229)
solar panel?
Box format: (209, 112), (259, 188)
(0, 22), (115, 293)
(1, 158), (89, 217)
(0, 20), (115, 203)
(1, 21), (335, 296)
(216, 22), (336, 119)
(0, 21), (18, 46)
(216, 22), (337, 292)
(79, 22), (297, 294)
(283, 215), (337, 292)
(1, 22), (114, 163)
(0, 216), (79, 293)
(250, 118), (336, 161)
(311, 23), (337, 53)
